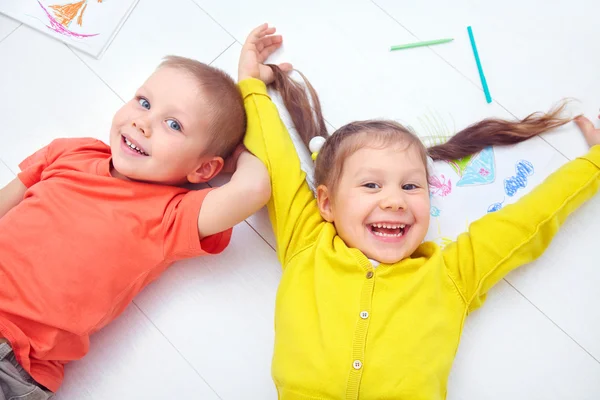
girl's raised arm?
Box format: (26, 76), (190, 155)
(238, 24), (325, 266)
(443, 116), (600, 311)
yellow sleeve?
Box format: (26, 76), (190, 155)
(443, 145), (600, 310)
(239, 78), (323, 266)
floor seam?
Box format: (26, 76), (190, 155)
(131, 302), (224, 400)
(0, 22), (21, 46)
(504, 278), (600, 365)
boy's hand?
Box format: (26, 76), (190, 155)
(574, 115), (600, 147)
(221, 143), (247, 174)
(238, 23), (293, 83)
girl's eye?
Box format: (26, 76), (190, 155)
(138, 98), (150, 110)
(363, 183), (380, 189)
(403, 184), (419, 190)
(166, 119), (181, 131)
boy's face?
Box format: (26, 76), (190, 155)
(109, 67), (223, 185)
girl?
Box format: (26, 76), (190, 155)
(0, 28), (291, 397)
(238, 24), (600, 399)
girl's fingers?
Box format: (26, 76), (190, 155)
(246, 23), (271, 45)
(278, 62), (293, 72)
(258, 42), (283, 62)
(256, 35), (282, 53)
(574, 116), (599, 145)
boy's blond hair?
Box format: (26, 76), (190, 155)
(159, 56), (246, 158)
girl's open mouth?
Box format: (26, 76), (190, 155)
(368, 223), (409, 238)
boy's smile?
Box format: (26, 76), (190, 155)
(120, 133), (149, 157)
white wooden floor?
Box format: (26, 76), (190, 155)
(1, 1), (600, 399)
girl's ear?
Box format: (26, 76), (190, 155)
(316, 184), (334, 222)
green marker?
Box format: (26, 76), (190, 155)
(390, 38), (454, 51)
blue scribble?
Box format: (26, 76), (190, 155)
(430, 206), (441, 217)
(487, 201), (503, 213)
(504, 160), (534, 197)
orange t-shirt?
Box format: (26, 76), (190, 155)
(0, 137), (232, 392)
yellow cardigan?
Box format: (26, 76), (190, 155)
(241, 78), (600, 400)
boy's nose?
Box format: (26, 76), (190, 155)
(132, 121), (150, 137)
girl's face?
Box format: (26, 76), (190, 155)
(317, 144), (431, 264)
(109, 67), (223, 185)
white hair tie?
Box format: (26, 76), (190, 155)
(309, 136), (326, 161)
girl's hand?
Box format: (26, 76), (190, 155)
(238, 23), (293, 84)
(574, 115), (600, 147)
(221, 143), (247, 174)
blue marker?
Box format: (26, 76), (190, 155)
(467, 26), (492, 104)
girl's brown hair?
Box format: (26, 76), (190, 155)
(268, 65), (572, 193)
(159, 56), (246, 158)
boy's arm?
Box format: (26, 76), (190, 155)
(0, 178), (27, 219)
(197, 150), (271, 239)
(444, 118), (600, 311)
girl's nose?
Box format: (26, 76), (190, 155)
(380, 192), (407, 211)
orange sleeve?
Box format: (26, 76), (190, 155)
(17, 138), (103, 188)
(163, 188), (233, 260)
(18, 144), (52, 188)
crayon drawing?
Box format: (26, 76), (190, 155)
(487, 200), (504, 213)
(504, 160), (534, 197)
(39, 1), (99, 38)
(447, 147), (496, 187)
(0, 0), (140, 58)
(429, 174), (452, 197)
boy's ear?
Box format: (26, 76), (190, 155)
(316, 184), (335, 222)
(187, 157), (224, 183)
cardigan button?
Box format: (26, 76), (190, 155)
(353, 360), (362, 370)
(366, 271), (374, 279)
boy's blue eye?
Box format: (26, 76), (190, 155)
(167, 119), (181, 131)
(403, 184), (418, 190)
(363, 183), (380, 189)
(138, 98), (150, 109)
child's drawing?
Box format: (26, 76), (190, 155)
(447, 147), (496, 187)
(432, 236), (453, 249)
(430, 206), (441, 217)
(38, 1), (99, 38)
(0, 0), (140, 58)
(504, 160), (534, 197)
(415, 109), (455, 149)
(429, 174), (452, 197)
(487, 200), (504, 213)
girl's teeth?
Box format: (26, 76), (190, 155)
(373, 223), (405, 229)
(372, 230), (404, 237)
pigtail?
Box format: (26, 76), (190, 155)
(267, 64), (328, 147)
(428, 102), (573, 161)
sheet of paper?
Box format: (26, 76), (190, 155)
(0, 0), (139, 58)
